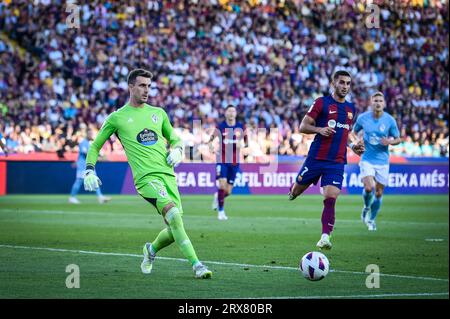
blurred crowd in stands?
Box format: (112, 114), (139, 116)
(0, 0), (448, 161)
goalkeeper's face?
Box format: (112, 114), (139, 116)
(129, 76), (151, 105)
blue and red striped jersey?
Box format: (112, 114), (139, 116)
(217, 121), (245, 165)
(306, 95), (356, 164)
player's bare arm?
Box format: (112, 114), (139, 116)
(348, 131), (365, 156)
(207, 130), (218, 154)
(381, 136), (402, 146)
(300, 115), (336, 137)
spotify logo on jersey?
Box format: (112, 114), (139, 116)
(137, 128), (158, 146)
(327, 120), (350, 130)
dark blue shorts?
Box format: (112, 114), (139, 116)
(216, 163), (239, 185)
(296, 157), (345, 190)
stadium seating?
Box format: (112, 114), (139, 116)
(0, 1), (448, 160)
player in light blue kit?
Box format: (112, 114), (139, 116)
(69, 129), (111, 204)
(353, 92), (402, 231)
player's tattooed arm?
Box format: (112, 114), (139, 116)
(300, 115), (335, 137)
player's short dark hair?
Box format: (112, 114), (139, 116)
(225, 104), (237, 111)
(332, 70), (352, 82)
(127, 69), (153, 85)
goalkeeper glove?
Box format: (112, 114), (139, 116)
(167, 146), (184, 167)
(83, 169), (102, 191)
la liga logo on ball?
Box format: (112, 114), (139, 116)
(299, 251), (330, 281)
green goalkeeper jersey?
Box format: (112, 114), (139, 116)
(86, 103), (182, 187)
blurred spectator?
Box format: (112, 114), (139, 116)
(0, 0), (448, 161)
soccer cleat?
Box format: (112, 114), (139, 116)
(218, 210), (228, 220)
(361, 207), (370, 223)
(69, 197), (81, 204)
(193, 263), (212, 279)
(367, 220), (377, 231)
(141, 243), (156, 274)
(212, 192), (218, 211)
(316, 234), (332, 250)
(98, 196), (112, 204)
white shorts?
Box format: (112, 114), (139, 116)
(359, 161), (389, 186)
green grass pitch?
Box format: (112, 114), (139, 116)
(0, 194), (448, 299)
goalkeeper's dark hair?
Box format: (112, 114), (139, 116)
(332, 70), (352, 82)
(127, 69), (153, 85)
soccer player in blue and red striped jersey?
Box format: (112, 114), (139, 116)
(209, 105), (246, 220)
(289, 70), (365, 250)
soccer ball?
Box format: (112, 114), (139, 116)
(299, 251), (330, 281)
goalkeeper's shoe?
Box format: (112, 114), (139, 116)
(193, 263), (212, 279)
(141, 243), (156, 274)
(361, 207), (370, 223)
(316, 234), (332, 250)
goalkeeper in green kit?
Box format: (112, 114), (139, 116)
(84, 69), (212, 279)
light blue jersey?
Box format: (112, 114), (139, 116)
(353, 111), (400, 165)
(76, 139), (90, 177)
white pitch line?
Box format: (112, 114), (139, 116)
(0, 208), (447, 227)
(245, 292), (449, 299)
(328, 269), (449, 282)
(0, 244), (448, 283)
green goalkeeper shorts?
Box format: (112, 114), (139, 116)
(136, 173), (183, 215)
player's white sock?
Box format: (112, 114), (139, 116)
(212, 192), (218, 210)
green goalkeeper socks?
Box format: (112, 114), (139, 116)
(151, 227), (175, 254)
(165, 207), (200, 266)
